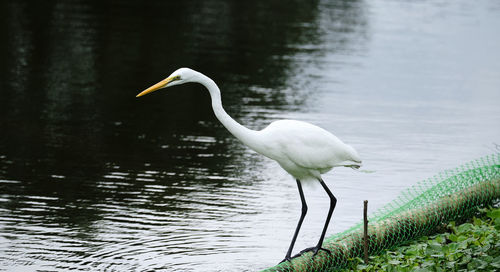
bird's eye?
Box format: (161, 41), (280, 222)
(173, 76), (181, 81)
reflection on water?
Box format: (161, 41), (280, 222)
(1, 0), (499, 271)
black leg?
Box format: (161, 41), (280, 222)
(313, 178), (337, 256)
(314, 178), (337, 255)
(281, 179), (308, 263)
(293, 178), (337, 258)
(296, 177), (337, 258)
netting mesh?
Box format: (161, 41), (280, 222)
(262, 153), (500, 272)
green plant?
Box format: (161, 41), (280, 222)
(342, 207), (500, 272)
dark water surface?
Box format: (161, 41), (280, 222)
(1, 0), (499, 271)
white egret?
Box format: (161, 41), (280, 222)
(136, 68), (362, 263)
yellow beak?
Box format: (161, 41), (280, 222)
(136, 77), (175, 97)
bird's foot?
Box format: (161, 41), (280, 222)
(278, 252), (305, 264)
(279, 246), (332, 264)
(296, 246), (332, 258)
(279, 256), (292, 264)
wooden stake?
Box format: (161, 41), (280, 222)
(363, 200), (369, 264)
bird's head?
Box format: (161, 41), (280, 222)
(136, 68), (198, 97)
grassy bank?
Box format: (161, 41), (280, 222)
(340, 206), (500, 272)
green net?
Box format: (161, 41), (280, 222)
(263, 153), (500, 272)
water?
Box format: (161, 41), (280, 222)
(1, 0), (499, 271)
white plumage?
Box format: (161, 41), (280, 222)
(256, 120), (361, 180)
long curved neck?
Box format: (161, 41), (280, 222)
(196, 73), (262, 151)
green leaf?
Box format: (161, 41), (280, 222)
(457, 235), (468, 242)
(490, 256), (500, 268)
(473, 217), (483, 226)
(406, 249), (418, 256)
(388, 259), (401, 265)
(446, 261), (456, 269)
(458, 254), (472, 265)
(357, 264), (369, 270)
(448, 243), (459, 252)
(468, 259), (482, 270)
(458, 240), (468, 250)
(413, 267), (432, 272)
(457, 223), (473, 233)
(428, 242), (442, 252)
(435, 236), (445, 244)
(486, 209), (500, 219)
(421, 260), (434, 267)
